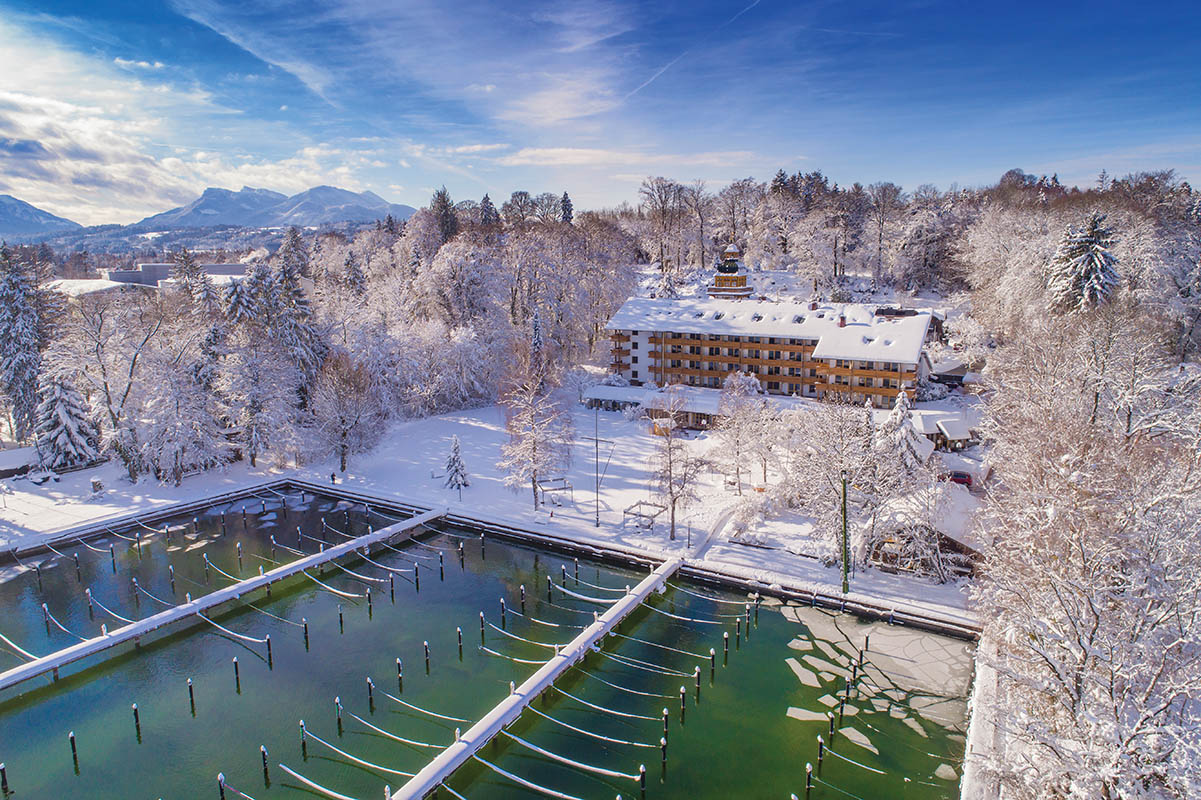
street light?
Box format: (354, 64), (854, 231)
(840, 468), (849, 595)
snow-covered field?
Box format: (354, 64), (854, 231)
(0, 403), (975, 628)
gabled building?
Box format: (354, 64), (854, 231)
(605, 295), (941, 408)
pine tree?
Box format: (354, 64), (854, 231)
(35, 373), (99, 469)
(480, 194), (501, 226)
(0, 245), (41, 440)
(1046, 212), (1121, 313)
(194, 271), (220, 316)
(224, 278), (257, 324)
(171, 248), (204, 299)
(872, 390), (926, 479)
(560, 192), (573, 224)
(431, 186), (459, 243)
(276, 228), (310, 315)
(342, 252), (367, 295)
(769, 169), (790, 195)
(445, 434), (469, 500)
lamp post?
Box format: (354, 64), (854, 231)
(840, 469), (849, 595)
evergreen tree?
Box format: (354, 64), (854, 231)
(431, 186), (459, 243)
(342, 252), (367, 295)
(224, 277), (258, 324)
(384, 214), (398, 235)
(0, 245), (41, 440)
(872, 390), (926, 480)
(444, 434), (469, 499)
(276, 227), (310, 314)
(35, 373), (99, 469)
(560, 192), (573, 224)
(1046, 212), (1121, 313)
(769, 169), (790, 195)
(194, 271), (220, 316)
(479, 194), (501, 226)
(171, 248), (204, 299)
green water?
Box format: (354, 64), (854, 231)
(0, 490), (971, 799)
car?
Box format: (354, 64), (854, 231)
(939, 470), (973, 488)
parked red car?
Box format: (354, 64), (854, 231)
(938, 470), (973, 488)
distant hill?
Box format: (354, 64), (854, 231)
(133, 185), (416, 230)
(0, 195), (82, 238)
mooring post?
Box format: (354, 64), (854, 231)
(816, 735), (824, 767)
(339, 605), (344, 634)
(574, 558), (580, 584)
(561, 564), (567, 585)
(662, 708), (669, 743)
(204, 555), (210, 584)
(132, 703), (140, 740)
(805, 763), (813, 798)
(34, 563), (41, 590)
(424, 641), (431, 673)
(520, 584), (526, 612)
(479, 533), (485, 558)
(828, 711), (836, 739)
(69, 731), (78, 771)
(660, 737), (667, 764)
(397, 658), (403, 692)
(303, 618), (310, 650)
(389, 573), (395, 602)
(72, 552), (81, 582)
(479, 611), (485, 644)
(85, 588), (94, 618)
(237, 542), (243, 573)
(169, 565), (176, 594)
(709, 647), (716, 681)
(0, 761), (8, 794)
(132, 578), (141, 608)
(457, 627), (463, 658)
(366, 678), (375, 712)
(41, 602), (49, 634)
(188, 678), (196, 715)
(135, 531), (142, 558)
(736, 617), (741, 647)
(110, 544), (116, 572)
(299, 720), (307, 759)
(367, 587), (373, 615)
(639, 764), (646, 796)
(679, 686), (686, 723)
(500, 598), (507, 628)
(266, 635), (273, 667)
(546, 575), (552, 602)
(415, 563), (420, 592)
(260, 745), (270, 785)
(439, 552), (444, 581)
(233, 657), (240, 693)
(458, 541), (464, 568)
(694, 666), (701, 699)
(217, 773), (226, 800)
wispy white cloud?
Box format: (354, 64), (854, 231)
(497, 147), (755, 168)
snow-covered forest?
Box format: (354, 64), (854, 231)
(2, 167), (1201, 796)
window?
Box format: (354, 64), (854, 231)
(632, 370), (639, 378)
(768, 337), (778, 344)
(671, 359), (682, 368)
(767, 381), (780, 391)
(709, 347), (720, 356)
(747, 349), (760, 359)
(632, 356), (639, 364)
(631, 341), (638, 350)
(769, 350), (781, 360)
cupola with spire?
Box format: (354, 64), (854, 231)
(708, 241), (753, 297)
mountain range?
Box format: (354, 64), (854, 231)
(132, 185), (415, 230)
(0, 186), (416, 242)
(0, 194), (83, 238)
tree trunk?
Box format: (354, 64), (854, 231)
(531, 472), (539, 510)
(669, 499), (676, 541)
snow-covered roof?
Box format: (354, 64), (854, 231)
(48, 279), (147, 297)
(636, 385), (820, 417)
(583, 384), (649, 404)
(0, 446), (34, 471)
(607, 297), (933, 365)
(877, 483), (983, 552)
(936, 418), (971, 441)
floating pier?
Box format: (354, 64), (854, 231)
(392, 556), (683, 800)
(0, 508), (446, 693)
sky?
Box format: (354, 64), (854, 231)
(0, 0), (1198, 226)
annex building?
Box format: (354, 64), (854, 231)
(605, 246), (943, 409)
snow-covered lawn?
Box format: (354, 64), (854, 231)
(0, 403), (975, 626)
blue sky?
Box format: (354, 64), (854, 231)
(0, 0), (1198, 224)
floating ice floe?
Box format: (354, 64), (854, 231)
(838, 727), (878, 754)
(785, 657), (821, 687)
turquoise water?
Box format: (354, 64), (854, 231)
(0, 489), (971, 799)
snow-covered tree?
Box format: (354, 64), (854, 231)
(309, 351), (383, 472)
(479, 194), (501, 227)
(341, 251), (367, 296)
(652, 387), (708, 541)
(498, 380), (573, 510)
(1046, 211), (1121, 313)
(35, 373), (99, 469)
(139, 350), (229, 486)
(0, 245), (41, 440)
(872, 390), (927, 484)
(560, 191), (573, 224)
(223, 277), (257, 324)
(171, 248), (204, 300)
(714, 371), (766, 494)
(217, 334), (300, 468)
(430, 186), (459, 244)
(444, 435), (469, 500)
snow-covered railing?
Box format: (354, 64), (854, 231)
(391, 556), (684, 800)
(0, 508), (446, 693)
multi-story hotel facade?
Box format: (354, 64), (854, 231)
(605, 247), (942, 408)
